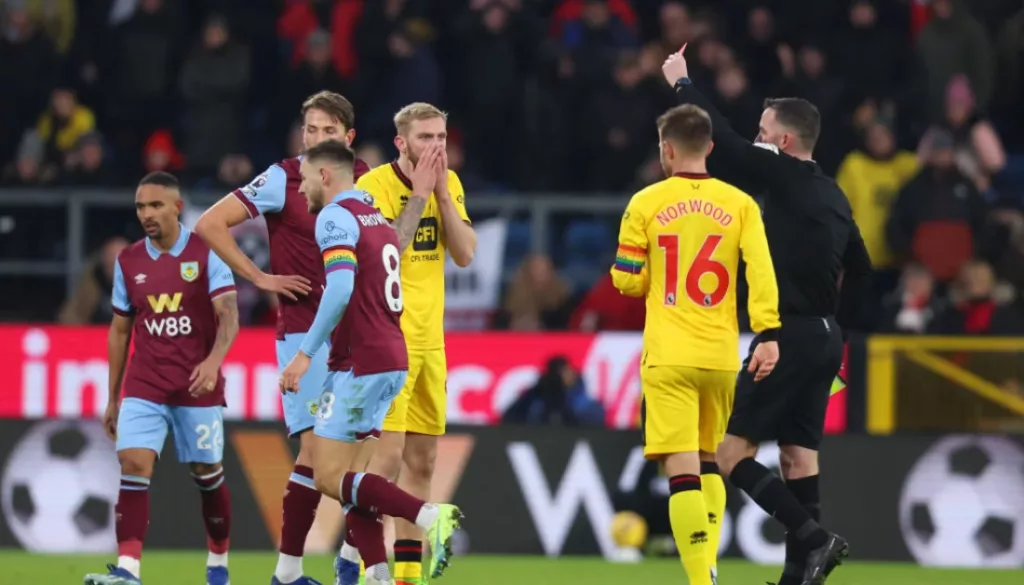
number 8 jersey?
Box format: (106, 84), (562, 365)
(317, 191), (408, 376)
(611, 172), (780, 371)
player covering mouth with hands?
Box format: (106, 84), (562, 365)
(340, 103), (476, 585)
(278, 139), (462, 585)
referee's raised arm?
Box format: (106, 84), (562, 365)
(661, 47), (811, 202)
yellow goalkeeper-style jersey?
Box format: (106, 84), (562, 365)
(611, 172), (780, 371)
(356, 162), (471, 350)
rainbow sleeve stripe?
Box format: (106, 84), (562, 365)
(323, 246), (357, 274)
(613, 245), (645, 274)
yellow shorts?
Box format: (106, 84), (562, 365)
(382, 348), (447, 436)
(640, 365), (736, 458)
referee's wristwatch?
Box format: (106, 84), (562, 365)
(674, 77), (692, 90)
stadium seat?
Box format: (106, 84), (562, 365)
(503, 220), (532, 275)
(561, 260), (604, 294)
(562, 219), (613, 265)
(559, 219), (614, 292)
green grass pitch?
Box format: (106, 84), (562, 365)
(2, 551), (1022, 584)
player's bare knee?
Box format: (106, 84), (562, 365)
(662, 451), (700, 477)
(368, 433), (405, 480)
(294, 430), (316, 467)
(118, 450), (155, 478)
(402, 434), (437, 481)
(716, 453), (737, 477)
(716, 438), (753, 477)
(779, 445), (818, 479)
(313, 469), (339, 494)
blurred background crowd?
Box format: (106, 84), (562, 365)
(2, 0), (1024, 336)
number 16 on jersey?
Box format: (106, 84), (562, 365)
(658, 234), (730, 308)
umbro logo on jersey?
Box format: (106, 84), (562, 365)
(134, 274), (147, 284)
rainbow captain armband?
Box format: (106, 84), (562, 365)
(323, 246), (357, 274)
(613, 245), (645, 275)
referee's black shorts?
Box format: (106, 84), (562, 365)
(727, 316), (843, 450)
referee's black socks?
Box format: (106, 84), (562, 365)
(779, 475), (821, 585)
(729, 459), (828, 550)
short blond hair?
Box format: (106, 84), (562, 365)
(394, 102), (447, 134)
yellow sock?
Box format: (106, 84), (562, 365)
(394, 539), (425, 585)
(668, 475), (713, 585)
(701, 467), (727, 577)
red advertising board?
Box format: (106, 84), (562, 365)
(0, 326), (846, 431)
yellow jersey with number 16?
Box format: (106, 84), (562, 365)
(355, 162), (471, 351)
(611, 172), (780, 371)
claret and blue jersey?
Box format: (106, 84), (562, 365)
(112, 228), (235, 332)
(300, 189), (408, 444)
(233, 158), (330, 435)
(111, 225), (235, 464)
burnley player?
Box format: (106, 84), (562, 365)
(195, 91), (370, 585)
(85, 172), (239, 585)
(349, 103), (476, 585)
(612, 105), (780, 585)
(278, 140), (463, 585)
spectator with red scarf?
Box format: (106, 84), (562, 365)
(929, 259), (1024, 334)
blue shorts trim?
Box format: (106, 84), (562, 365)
(313, 370), (407, 443)
(116, 397), (224, 464)
(277, 333), (331, 436)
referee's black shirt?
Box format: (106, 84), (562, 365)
(674, 81), (873, 332)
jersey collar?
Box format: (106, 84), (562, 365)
(145, 223), (189, 259)
(673, 171), (711, 180)
(331, 189), (367, 205)
(390, 160), (413, 190)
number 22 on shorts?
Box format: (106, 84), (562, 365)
(657, 233), (729, 307)
(195, 421), (222, 450)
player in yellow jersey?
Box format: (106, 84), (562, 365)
(611, 104), (781, 585)
(342, 102), (476, 585)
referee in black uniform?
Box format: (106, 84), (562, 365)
(662, 48), (872, 585)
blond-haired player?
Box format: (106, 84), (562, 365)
(336, 103), (476, 585)
(612, 104), (781, 585)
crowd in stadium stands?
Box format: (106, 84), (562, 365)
(3, 0), (1024, 333)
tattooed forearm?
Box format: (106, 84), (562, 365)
(392, 197), (428, 253)
(210, 295), (239, 363)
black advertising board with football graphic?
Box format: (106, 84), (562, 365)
(0, 420), (1022, 567)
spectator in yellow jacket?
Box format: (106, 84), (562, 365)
(24, 0), (75, 54)
(836, 121), (918, 271)
(36, 87), (95, 157)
